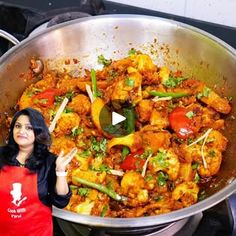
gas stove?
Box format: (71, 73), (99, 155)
(1, 1), (236, 235)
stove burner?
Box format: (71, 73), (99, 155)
(29, 11), (91, 36)
(55, 213), (202, 236)
(100, 213), (203, 236)
(47, 12), (91, 27)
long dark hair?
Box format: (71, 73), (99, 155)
(0, 107), (52, 170)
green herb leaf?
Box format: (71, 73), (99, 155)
(163, 76), (186, 88)
(71, 126), (84, 137)
(121, 146), (130, 159)
(209, 149), (216, 157)
(194, 173), (200, 183)
(197, 87), (211, 99)
(157, 171), (168, 186)
(98, 55), (112, 66)
(125, 77), (135, 87)
(191, 163), (199, 170)
(145, 174), (153, 182)
(128, 48), (137, 56)
(100, 205), (108, 217)
(152, 150), (169, 168)
(186, 111), (195, 119)
(78, 187), (90, 196)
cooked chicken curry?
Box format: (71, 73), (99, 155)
(18, 51), (231, 217)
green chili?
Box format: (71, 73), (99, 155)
(148, 91), (189, 98)
(91, 69), (97, 98)
(72, 176), (127, 201)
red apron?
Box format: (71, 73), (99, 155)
(0, 166), (52, 236)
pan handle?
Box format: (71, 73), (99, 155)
(227, 193), (236, 235)
(0, 29), (20, 45)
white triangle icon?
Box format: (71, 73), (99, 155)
(112, 112), (126, 125)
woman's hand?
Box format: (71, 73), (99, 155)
(55, 147), (78, 172)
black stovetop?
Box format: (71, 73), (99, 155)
(1, 1), (235, 235)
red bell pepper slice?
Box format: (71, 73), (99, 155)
(169, 107), (195, 139)
(120, 149), (145, 170)
(33, 88), (60, 107)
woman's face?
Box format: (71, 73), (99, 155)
(13, 115), (35, 149)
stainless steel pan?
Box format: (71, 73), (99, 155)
(0, 14), (236, 231)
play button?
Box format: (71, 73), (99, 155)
(99, 99), (136, 137)
(112, 112), (126, 125)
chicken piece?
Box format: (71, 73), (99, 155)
(158, 66), (170, 84)
(172, 182), (199, 207)
(75, 155), (91, 171)
(18, 73), (57, 109)
(178, 163), (193, 182)
(179, 144), (199, 163)
(130, 54), (156, 73)
(111, 71), (142, 105)
(148, 148), (180, 181)
(197, 86), (231, 114)
(68, 94), (91, 115)
(121, 171), (144, 195)
(56, 77), (79, 93)
(112, 57), (133, 72)
(141, 131), (171, 153)
(136, 99), (154, 122)
(18, 87), (35, 109)
(50, 136), (76, 154)
(150, 109), (169, 128)
(199, 107), (225, 129)
(33, 72), (57, 90)
(207, 130), (228, 151)
(121, 171), (148, 203)
(74, 199), (95, 215)
(65, 194), (82, 211)
(76, 81), (109, 93)
(54, 112), (81, 136)
(198, 149), (222, 177)
(181, 130), (226, 177)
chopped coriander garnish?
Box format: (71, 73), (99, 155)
(80, 150), (91, 157)
(98, 54), (112, 66)
(197, 87), (211, 99)
(100, 205), (108, 217)
(125, 77), (135, 87)
(194, 173), (200, 183)
(145, 174), (153, 182)
(78, 187), (90, 196)
(209, 149), (216, 157)
(186, 111), (195, 119)
(192, 163), (199, 170)
(121, 146), (130, 159)
(152, 150), (169, 168)
(157, 171), (168, 186)
(63, 107), (73, 113)
(154, 195), (164, 201)
(128, 48), (137, 56)
(71, 126), (84, 137)
(198, 190), (207, 201)
(163, 76), (186, 88)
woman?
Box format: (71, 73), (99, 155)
(0, 107), (77, 236)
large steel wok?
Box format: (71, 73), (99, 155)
(0, 15), (236, 232)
